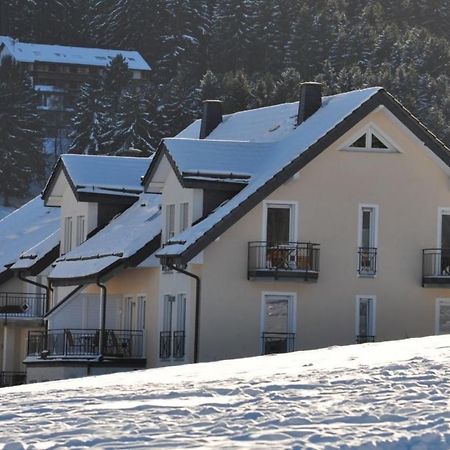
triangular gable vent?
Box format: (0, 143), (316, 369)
(345, 128), (397, 152)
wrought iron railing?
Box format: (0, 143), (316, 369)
(356, 335), (375, 344)
(357, 247), (377, 276)
(0, 292), (46, 318)
(27, 329), (144, 358)
(422, 249), (450, 281)
(173, 331), (186, 359)
(248, 242), (320, 279)
(159, 331), (186, 360)
(261, 332), (295, 355)
(0, 371), (26, 388)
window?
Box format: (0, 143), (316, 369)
(165, 204), (175, 242)
(356, 296), (376, 343)
(344, 126), (397, 153)
(261, 293), (296, 354)
(179, 203), (189, 232)
(358, 204), (378, 276)
(160, 294), (187, 360)
(75, 215), (85, 246)
(436, 299), (450, 334)
(124, 295), (146, 331)
(63, 217), (73, 254)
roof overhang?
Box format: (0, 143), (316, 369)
(49, 233), (161, 286)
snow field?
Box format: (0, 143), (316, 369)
(1, 335), (450, 449)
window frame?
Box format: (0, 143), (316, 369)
(260, 291), (297, 354)
(355, 295), (377, 339)
(262, 200), (298, 243)
(435, 298), (450, 335)
(342, 123), (399, 153)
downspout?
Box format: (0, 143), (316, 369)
(96, 277), (107, 361)
(18, 272), (53, 320)
(168, 264), (201, 364)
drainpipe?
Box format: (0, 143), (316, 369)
(18, 272), (53, 319)
(168, 264), (201, 364)
(96, 277), (107, 361)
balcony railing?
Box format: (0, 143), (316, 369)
(159, 331), (186, 360)
(357, 247), (377, 276)
(262, 332), (295, 355)
(0, 292), (46, 318)
(356, 335), (375, 344)
(248, 242), (320, 280)
(0, 371), (26, 388)
(27, 329), (144, 358)
(422, 249), (450, 285)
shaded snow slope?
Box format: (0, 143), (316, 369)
(0, 205), (13, 219)
(1, 336), (450, 449)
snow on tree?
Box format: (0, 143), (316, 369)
(103, 87), (155, 156)
(0, 57), (44, 205)
(68, 81), (105, 155)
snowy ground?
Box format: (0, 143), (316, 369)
(2, 336), (450, 449)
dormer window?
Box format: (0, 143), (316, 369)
(343, 126), (398, 153)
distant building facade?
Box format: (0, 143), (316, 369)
(0, 36), (151, 162)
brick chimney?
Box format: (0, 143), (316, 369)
(297, 82), (322, 125)
(200, 100), (223, 139)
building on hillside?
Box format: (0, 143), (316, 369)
(0, 197), (60, 387)
(22, 154), (154, 382)
(16, 83), (450, 383)
(0, 36), (151, 161)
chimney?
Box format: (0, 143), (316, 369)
(297, 82), (322, 125)
(200, 100), (223, 139)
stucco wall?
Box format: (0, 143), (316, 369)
(193, 107), (450, 361)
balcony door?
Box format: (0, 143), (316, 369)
(124, 296), (146, 331)
(265, 203), (296, 245)
(438, 210), (450, 275)
(358, 205), (378, 275)
(160, 294), (186, 361)
(355, 296), (376, 343)
(261, 293), (296, 354)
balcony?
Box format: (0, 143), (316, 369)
(248, 242), (320, 281)
(27, 329), (144, 359)
(357, 247), (377, 276)
(159, 331), (186, 360)
(262, 332), (295, 355)
(356, 335), (375, 344)
(0, 371), (26, 388)
(0, 292), (46, 319)
(422, 249), (450, 286)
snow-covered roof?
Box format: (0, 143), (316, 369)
(43, 154), (152, 205)
(0, 36), (151, 71)
(178, 101), (301, 143)
(11, 230), (60, 272)
(157, 87), (383, 259)
(0, 197), (60, 281)
(164, 138), (273, 181)
(49, 193), (161, 283)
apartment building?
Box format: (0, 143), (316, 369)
(12, 83), (450, 383)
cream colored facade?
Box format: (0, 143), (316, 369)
(155, 106), (450, 364)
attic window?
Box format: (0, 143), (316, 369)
(344, 127), (397, 153)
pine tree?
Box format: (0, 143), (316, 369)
(68, 81), (105, 155)
(271, 68), (302, 105)
(103, 87), (155, 156)
(102, 55), (132, 115)
(0, 57), (44, 205)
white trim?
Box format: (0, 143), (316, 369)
(262, 200), (299, 242)
(435, 298), (450, 335)
(355, 295), (377, 337)
(341, 122), (400, 153)
(357, 203), (379, 248)
(260, 291), (297, 354)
